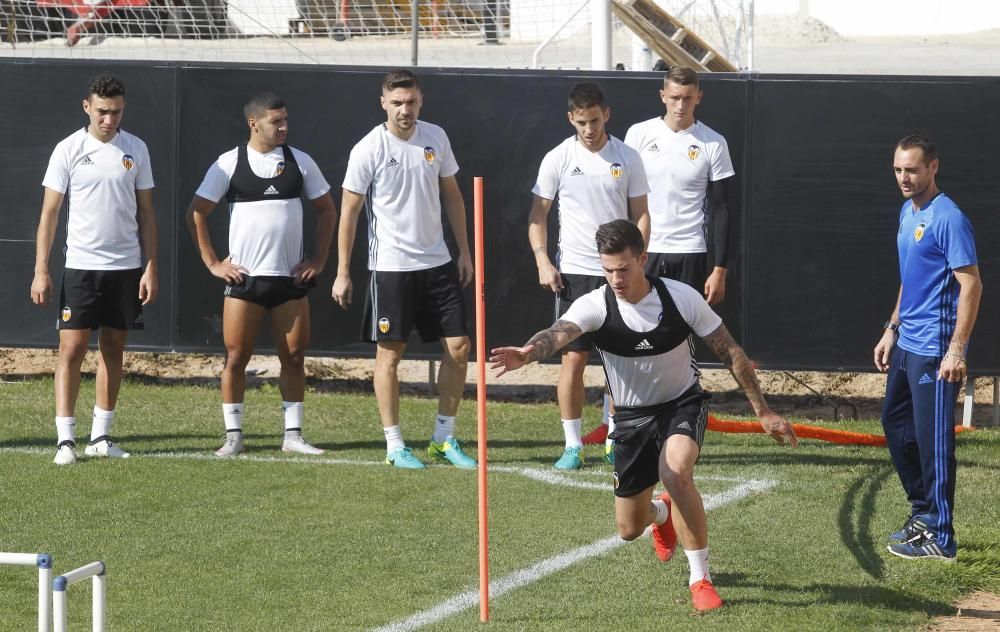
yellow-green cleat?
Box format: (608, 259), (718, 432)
(427, 437), (477, 469)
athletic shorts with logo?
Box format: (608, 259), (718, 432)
(362, 261), (467, 343)
(645, 252), (709, 292)
(555, 273), (606, 352)
(610, 384), (710, 497)
(225, 275), (314, 309)
(58, 268), (144, 330)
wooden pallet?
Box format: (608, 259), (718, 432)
(611, 0), (737, 72)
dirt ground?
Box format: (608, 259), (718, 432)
(929, 592), (1000, 631)
(2, 347), (997, 424)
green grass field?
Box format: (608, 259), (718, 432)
(1, 376), (998, 631)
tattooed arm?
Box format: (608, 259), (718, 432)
(490, 320), (583, 377)
(702, 324), (798, 447)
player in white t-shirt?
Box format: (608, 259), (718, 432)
(332, 70), (477, 470)
(624, 67), (735, 302)
(186, 92), (338, 457)
(31, 74), (159, 465)
(528, 81), (650, 470)
(491, 220), (797, 612)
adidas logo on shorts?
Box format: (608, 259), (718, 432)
(263, 185), (280, 195)
(677, 421), (692, 431)
(570, 166), (583, 176)
(634, 339), (653, 351)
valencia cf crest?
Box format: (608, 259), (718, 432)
(914, 223), (926, 242)
(61, 306), (72, 322)
(276, 161), (285, 176)
(423, 147), (436, 163)
(687, 144), (700, 160)
(609, 163), (624, 179)
(122, 154), (135, 170)
(612, 471), (619, 490)
(378, 317), (391, 334)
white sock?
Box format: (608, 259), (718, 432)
(282, 401), (304, 437)
(601, 392), (612, 426)
(433, 415), (455, 444)
(384, 424), (405, 453)
(605, 414), (616, 450)
(223, 403), (244, 433)
(56, 417), (76, 446)
(651, 497), (669, 526)
(90, 406), (114, 442)
(562, 418), (583, 448)
(684, 548), (711, 585)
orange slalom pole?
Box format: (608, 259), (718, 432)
(707, 414), (975, 446)
(473, 176), (489, 622)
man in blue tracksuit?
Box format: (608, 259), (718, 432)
(874, 135), (982, 561)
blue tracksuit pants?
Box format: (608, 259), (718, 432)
(880, 347), (958, 546)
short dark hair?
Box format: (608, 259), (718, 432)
(87, 74), (125, 100)
(896, 134), (937, 164)
(382, 69), (421, 93)
(244, 92), (285, 120)
(596, 220), (644, 257)
(567, 82), (606, 112)
(664, 66), (699, 88)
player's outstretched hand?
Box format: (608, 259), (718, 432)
(759, 409), (798, 448)
(489, 345), (535, 377)
(332, 274), (352, 309)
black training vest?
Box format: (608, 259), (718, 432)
(591, 276), (693, 357)
(225, 144), (303, 202)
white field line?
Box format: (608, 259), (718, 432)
(371, 477), (777, 632)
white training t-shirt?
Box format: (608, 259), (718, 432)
(624, 118), (734, 254)
(562, 278), (722, 407)
(195, 144), (330, 277)
(532, 135), (649, 276)
(343, 121), (459, 272)
(42, 128), (154, 270)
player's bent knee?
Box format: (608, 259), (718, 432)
(616, 521), (645, 541)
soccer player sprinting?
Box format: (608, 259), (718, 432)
(528, 82), (650, 470)
(332, 70), (476, 470)
(492, 220), (797, 611)
(875, 135), (981, 561)
(186, 92), (337, 457)
(32, 74), (159, 465)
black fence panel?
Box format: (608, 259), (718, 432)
(746, 76), (1000, 374)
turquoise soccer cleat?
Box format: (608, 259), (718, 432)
(553, 446), (584, 470)
(386, 446), (426, 469)
(427, 437), (477, 469)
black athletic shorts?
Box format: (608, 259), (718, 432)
(645, 252), (709, 292)
(610, 384), (711, 498)
(58, 268), (144, 331)
(362, 262), (468, 343)
(555, 273), (606, 352)
(225, 275), (313, 309)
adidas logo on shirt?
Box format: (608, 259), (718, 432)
(634, 339), (654, 351)
(570, 166), (584, 176)
(647, 143), (660, 153)
(918, 373), (934, 385)
(80, 156), (95, 166)
(387, 157), (399, 167)
(263, 185), (280, 196)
